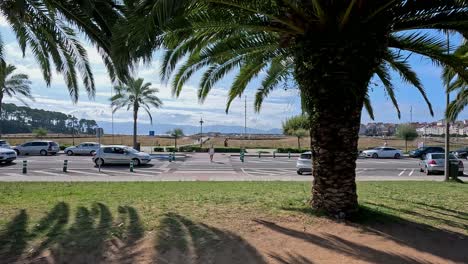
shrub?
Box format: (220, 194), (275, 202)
(276, 147), (308, 153)
(166, 147), (178, 152)
(60, 144), (73, 150)
(153, 147), (165, 152)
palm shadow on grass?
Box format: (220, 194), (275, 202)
(279, 204), (468, 264)
(0, 202), (144, 263)
(0, 206), (269, 264)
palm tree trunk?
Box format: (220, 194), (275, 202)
(133, 108), (138, 149)
(175, 137), (177, 149)
(0, 91), (3, 138)
(297, 137), (301, 149)
(295, 35), (386, 217)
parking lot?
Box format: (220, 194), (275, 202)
(0, 152), (462, 181)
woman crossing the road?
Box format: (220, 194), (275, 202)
(209, 145), (215, 162)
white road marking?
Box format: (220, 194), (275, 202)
(409, 169), (414, 176)
(34, 170), (65, 176)
(66, 169), (106, 177)
(398, 169), (407, 176)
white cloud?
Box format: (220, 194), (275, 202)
(0, 15), (8, 27)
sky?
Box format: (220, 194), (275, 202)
(1, 16), (467, 131)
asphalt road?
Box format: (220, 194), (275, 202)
(0, 152), (460, 181)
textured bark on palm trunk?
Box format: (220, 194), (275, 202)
(294, 32), (387, 217)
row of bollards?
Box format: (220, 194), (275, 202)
(20, 159), (137, 174)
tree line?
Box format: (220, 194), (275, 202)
(0, 103), (98, 135)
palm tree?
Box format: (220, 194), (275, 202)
(0, 0), (124, 100)
(111, 78), (162, 149)
(115, 1), (468, 217)
(167, 128), (184, 149)
(0, 62), (33, 118)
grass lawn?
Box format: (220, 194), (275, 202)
(0, 181), (467, 263)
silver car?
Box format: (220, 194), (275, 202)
(65, 142), (100, 156)
(0, 140), (11, 149)
(93, 145), (151, 166)
(296, 152), (312, 175)
(419, 153), (464, 175)
(13, 141), (60, 156)
(0, 147), (17, 164)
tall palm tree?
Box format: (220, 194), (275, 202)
(115, 1), (468, 217)
(0, 61), (33, 122)
(0, 0), (125, 101)
(111, 78), (163, 149)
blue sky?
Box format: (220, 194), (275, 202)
(1, 16), (466, 130)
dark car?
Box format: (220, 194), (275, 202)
(409, 146), (445, 158)
(453, 147), (468, 159)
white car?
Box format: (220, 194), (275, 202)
(65, 142), (100, 156)
(93, 145), (151, 166)
(0, 147), (17, 164)
(13, 141), (60, 156)
(0, 140), (11, 149)
(296, 151), (312, 175)
(362, 147), (402, 159)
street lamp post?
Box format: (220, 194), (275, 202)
(444, 34), (450, 182)
(199, 117), (204, 147)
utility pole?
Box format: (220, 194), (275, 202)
(111, 86), (115, 144)
(444, 34), (451, 182)
(410, 106), (413, 123)
(244, 95), (247, 139)
(199, 117), (204, 147)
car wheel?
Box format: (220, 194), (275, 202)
(420, 168), (424, 172)
(132, 158), (141, 166)
(90, 150), (96, 156)
(297, 170), (303, 175)
(40, 150), (48, 156)
(458, 171), (464, 176)
(66, 150), (74, 156)
(95, 158), (104, 166)
(394, 153), (401, 159)
(372, 153), (378, 159)
(14, 149), (20, 155)
(5, 160), (13, 164)
(425, 168), (432, 175)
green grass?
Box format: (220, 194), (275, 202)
(0, 181), (466, 234)
(0, 181), (467, 262)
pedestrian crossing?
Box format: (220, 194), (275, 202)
(170, 154), (235, 173)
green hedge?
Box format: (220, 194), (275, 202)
(276, 148), (308, 153)
(60, 144), (73, 151)
(160, 146), (248, 153)
(153, 147), (165, 152)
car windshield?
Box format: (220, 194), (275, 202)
(373, 147), (384, 150)
(431, 154), (457, 159)
(300, 153), (311, 159)
(124, 147), (139, 154)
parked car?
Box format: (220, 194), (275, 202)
(65, 142), (100, 156)
(296, 151), (312, 175)
(409, 146), (445, 158)
(0, 147), (17, 164)
(419, 153), (464, 175)
(93, 145), (151, 166)
(452, 147), (468, 159)
(13, 141), (60, 156)
(361, 147), (403, 159)
(0, 140), (11, 149)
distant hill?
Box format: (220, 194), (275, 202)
(0, 103), (97, 134)
(97, 121), (282, 135)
